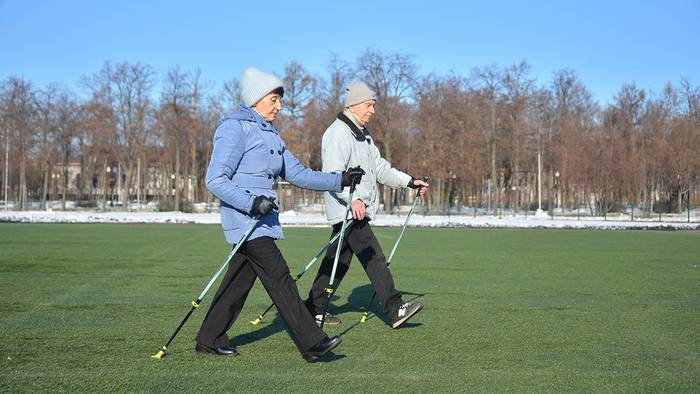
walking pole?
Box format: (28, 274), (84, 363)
(359, 193), (421, 323)
(249, 218), (352, 325)
(151, 218), (260, 360)
(319, 179), (358, 329)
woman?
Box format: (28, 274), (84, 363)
(195, 67), (364, 362)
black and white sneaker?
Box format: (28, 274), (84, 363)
(391, 302), (423, 329)
(315, 313), (341, 326)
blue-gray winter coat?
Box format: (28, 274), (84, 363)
(207, 105), (342, 243)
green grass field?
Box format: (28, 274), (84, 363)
(0, 224), (698, 392)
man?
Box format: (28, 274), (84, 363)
(305, 82), (429, 329)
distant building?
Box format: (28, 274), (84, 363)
(52, 162), (81, 196)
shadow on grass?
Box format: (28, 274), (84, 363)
(229, 315), (286, 348)
(309, 352), (346, 363)
(228, 315), (347, 363)
(228, 284), (425, 349)
(338, 286), (425, 336)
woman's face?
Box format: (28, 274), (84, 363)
(253, 92), (283, 121)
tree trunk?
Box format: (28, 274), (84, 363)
(79, 153), (85, 201)
(102, 161), (108, 211)
(490, 102), (497, 214)
(19, 156), (27, 211)
(61, 145), (70, 209)
(191, 143), (196, 205)
(61, 164), (68, 210)
(160, 171), (168, 209)
(174, 148), (180, 212)
(123, 165), (133, 211)
(42, 166), (49, 209)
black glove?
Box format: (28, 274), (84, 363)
(408, 177), (429, 189)
(341, 166), (366, 188)
(251, 195), (278, 217)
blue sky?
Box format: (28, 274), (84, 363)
(1, 0), (698, 105)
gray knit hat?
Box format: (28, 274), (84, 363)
(344, 82), (377, 108)
(239, 67), (284, 107)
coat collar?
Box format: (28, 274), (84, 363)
(240, 104), (278, 133)
(337, 112), (371, 142)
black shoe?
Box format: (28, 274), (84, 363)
(195, 343), (240, 356)
(391, 302), (423, 329)
(302, 335), (342, 362)
(314, 312), (341, 326)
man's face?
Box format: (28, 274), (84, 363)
(348, 100), (376, 124)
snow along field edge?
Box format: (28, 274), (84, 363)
(1, 210), (699, 230)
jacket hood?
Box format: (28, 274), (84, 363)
(218, 105), (278, 133)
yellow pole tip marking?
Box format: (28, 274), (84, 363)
(192, 300), (200, 308)
(250, 318), (261, 325)
(151, 350), (165, 360)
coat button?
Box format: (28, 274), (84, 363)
(270, 149), (274, 154)
(262, 122), (267, 127)
(277, 150), (282, 155)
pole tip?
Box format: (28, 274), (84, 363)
(151, 350), (166, 360)
(359, 312), (369, 323)
(250, 318), (262, 325)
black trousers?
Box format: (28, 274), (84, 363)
(196, 236), (326, 353)
(306, 218), (402, 319)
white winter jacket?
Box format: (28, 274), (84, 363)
(322, 111), (412, 224)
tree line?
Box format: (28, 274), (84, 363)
(1, 49), (698, 215)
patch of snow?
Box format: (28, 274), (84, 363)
(1, 210), (698, 230)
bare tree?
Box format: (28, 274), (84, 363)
(220, 78), (241, 113)
(356, 48), (417, 212)
(54, 91), (80, 209)
(35, 84), (59, 208)
(80, 93), (116, 209)
(1, 54), (697, 217)
(472, 64), (503, 213)
(670, 79), (700, 212)
(501, 61), (535, 211)
(550, 69), (596, 211)
(279, 61), (318, 167)
(159, 66), (193, 211)
(187, 68), (213, 206)
(83, 61), (155, 209)
(321, 53), (354, 115)
(0, 77), (37, 210)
